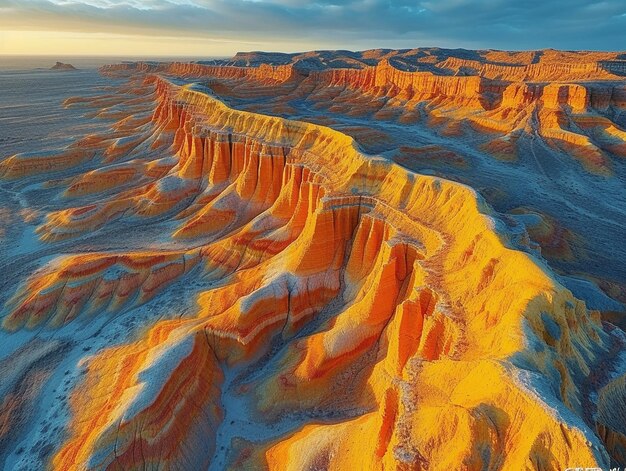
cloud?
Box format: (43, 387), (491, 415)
(1, 0), (625, 52)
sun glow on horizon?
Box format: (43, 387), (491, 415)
(0, 30), (317, 57)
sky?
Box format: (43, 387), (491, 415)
(0, 0), (625, 57)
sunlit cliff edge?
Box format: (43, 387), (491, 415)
(0, 48), (624, 470)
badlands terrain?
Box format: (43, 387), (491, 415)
(1, 48), (625, 470)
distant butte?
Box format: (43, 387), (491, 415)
(51, 61), (77, 70)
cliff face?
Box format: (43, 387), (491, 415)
(1, 64), (624, 470)
(101, 61), (299, 83)
(99, 58), (626, 118)
(306, 59), (626, 115)
(439, 55), (616, 81)
(307, 60), (493, 109)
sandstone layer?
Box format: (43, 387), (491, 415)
(1, 48), (625, 470)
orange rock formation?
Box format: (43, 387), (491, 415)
(1, 48), (625, 470)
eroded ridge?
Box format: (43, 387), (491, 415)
(0, 63), (624, 470)
(102, 51), (626, 321)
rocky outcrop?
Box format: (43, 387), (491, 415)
(1, 48), (625, 470)
(2, 72), (622, 469)
(307, 59), (502, 109)
(440, 55), (615, 81)
(305, 59), (626, 114)
(51, 62), (77, 71)
(98, 55), (626, 121)
(100, 61), (299, 83)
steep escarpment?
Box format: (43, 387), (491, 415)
(138, 47), (626, 81)
(101, 61), (299, 83)
(303, 59), (626, 115)
(130, 51), (626, 318)
(100, 57), (626, 136)
(1, 68), (624, 470)
(438, 55), (618, 81)
(307, 60), (499, 109)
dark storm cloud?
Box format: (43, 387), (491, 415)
(1, 0), (625, 50)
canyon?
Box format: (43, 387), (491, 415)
(0, 48), (625, 470)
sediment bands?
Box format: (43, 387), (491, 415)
(101, 61), (298, 83)
(2, 73), (622, 469)
(102, 58), (626, 113)
(309, 61), (625, 113)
